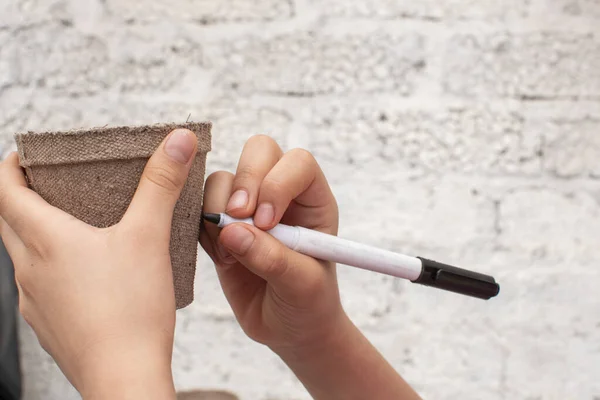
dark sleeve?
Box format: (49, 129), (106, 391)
(0, 239), (21, 400)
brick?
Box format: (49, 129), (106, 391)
(9, 23), (109, 96)
(384, 268), (600, 399)
(7, 23), (208, 96)
(401, 329), (505, 399)
(333, 174), (495, 255)
(499, 189), (600, 263)
(199, 102), (291, 171)
(315, 0), (527, 20)
(538, 0), (600, 17)
(107, 32), (206, 94)
(0, 0), (71, 27)
(104, 0), (293, 23)
(339, 269), (398, 328)
(496, 270), (600, 398)
(172, 316), (307, 399)
(307, 104), (540, 174)
(1, 99), (79, 140)
(504, 332), (600, 398)
(495, 270), (600, 338)
(0, 30), (15, 93)
(444, 33), (600, 99)
(0, 87), (31, 141)
(1, 93), (104, 137)
(211, 32), (425, 95)
(541, 118), (600, 178)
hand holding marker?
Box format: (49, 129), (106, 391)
(203, 213), (500, 300)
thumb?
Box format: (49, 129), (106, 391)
(123, 129), (198, 230)
(219, 223), (329, 301)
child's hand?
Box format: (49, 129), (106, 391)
(202, 136), (421, 400)
(200, 135), (345, 352)
(0, 129), (199, 400)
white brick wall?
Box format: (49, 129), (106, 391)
(1, 0), (599, 399)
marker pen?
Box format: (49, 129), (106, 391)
(202, 213), (500, 300)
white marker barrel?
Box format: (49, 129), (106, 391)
(294, 227), (422, 281)
(218, 214), (422, 281)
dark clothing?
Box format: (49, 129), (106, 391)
(0, 240), (21, 400)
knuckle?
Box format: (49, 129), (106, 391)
(288, 148), (316, 167)
(260, 177), (285, 197)
(261, 244), (288, 279)
(302, 271), (328, 298)
(206, 171), (233, 186)
(235, 164), (258, 184)
(247, 134), (277, 147)
(144, 164), (183, 193)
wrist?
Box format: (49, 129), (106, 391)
(76, 337), (175, 400)
(271, 311), (358, 365)
(272, 314), (421, 400)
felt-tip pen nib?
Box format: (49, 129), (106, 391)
(202, 213), (221, 225)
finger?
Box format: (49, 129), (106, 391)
(225, 135), (283, 218)
(201, 173), (267, 323)
(200, 225), (267, 328)
(123, 129), (197, 232)
(199, 229), (218, 265)
(0, 153), (64, 240)
(202, 171), (237, 264)
(219, 223), (332, 301)
(254, 148), (338, 234)
(199, 223), (237, 266)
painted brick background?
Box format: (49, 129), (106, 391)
(1, 0), (600, 399)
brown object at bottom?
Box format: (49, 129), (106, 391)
(14, 122), (212, 309)
(177, 390), (239, 400)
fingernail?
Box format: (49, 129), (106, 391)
(222, 225), (255, 255)
(226, 190), (248, 211)
(164, 129), (196, 164)
(254, 203), (274, 227)
(216, 244), (237, 265)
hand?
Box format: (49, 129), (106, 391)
(201, 135), (421, 400)
(0, 129), (198, 399)
(200, 135), (345, 352)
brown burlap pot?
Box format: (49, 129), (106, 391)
(14, 122), (212, 309)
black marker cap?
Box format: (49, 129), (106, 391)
(414, 257), (500, 300)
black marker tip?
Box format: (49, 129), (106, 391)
(201, 213), (221, 225)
